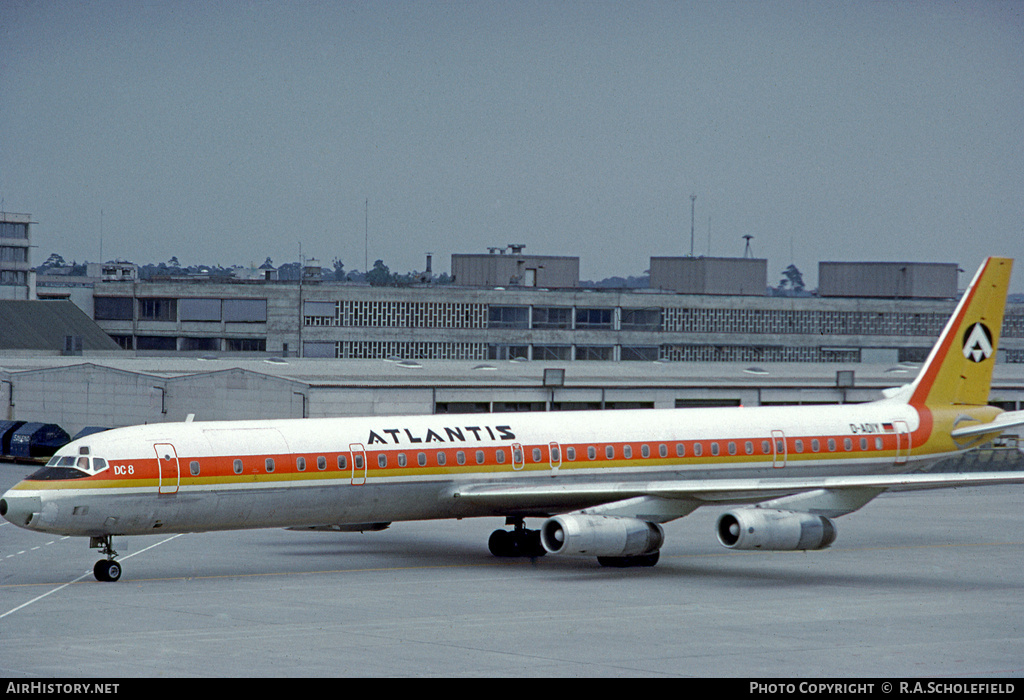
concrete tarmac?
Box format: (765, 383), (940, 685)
(2, 462), (1023, 678)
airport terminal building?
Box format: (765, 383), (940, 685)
(3, 240), (1023, 436)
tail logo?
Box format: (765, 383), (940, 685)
(962, 323), (994, 363)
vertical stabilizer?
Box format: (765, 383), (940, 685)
(907, 257), (1012, 408)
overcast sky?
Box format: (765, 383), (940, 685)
(2, 1), (1022, 289)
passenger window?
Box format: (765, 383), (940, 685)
(418, 452), (427, 467)
(623, 445), (632, 459)
(727, 442), (736, 456)
(605, 445), (615, 459)
(189, 460), (200, 476)
(794, 440), (803, 454)
(860, 438), (868, 450)
(296, 457), (306, 472)
(588, 446), (597, 460)
(761, 440), (771, 454)
(844, 438), (853, 451)
(265, 458), (275, 473)
(354, 454), (364, 470)
(745, 441), (754, 455)
(711, 442), (719, 456)
(827, 439), (836, 452)
(641, 445), (650, 458)
(378, 454), (387, 468)
(812, 439), (820, 452)
(495, 449), (506, 464)
(397, 453), (407, 467)
(437, 451), (447, 466)
(875, 437), (883, 450)
(513, 448), (523, 463)
(566, 447), (575, 461)
(474, 450), (484, 464)
(457, 451), (466, 465)
(676, 443), (685, 457)
(338, 455), (347, 470)
(233, 459), (243, 474)
(693, 443), (702, 457)
(317, 456), (327, 470)
(659, 444), (668, 458)
(532, 448), (542, 463)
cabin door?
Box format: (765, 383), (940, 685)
(154, 443), (180, 495)
(548, 442), (562, 473)
(771, 430), (787, 469)
(349, 443), (367, 485)
(511, 442), (525, 471)
(894, 421), (911, 465)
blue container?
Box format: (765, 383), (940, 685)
(0, 420), (26, 456)
(9, 423), (71, 460)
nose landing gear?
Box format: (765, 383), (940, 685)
(90, 535), (122, 582)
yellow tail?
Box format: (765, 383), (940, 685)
(907, 257), (1012, 408)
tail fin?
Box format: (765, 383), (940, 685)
(907, 257), (1012, 407)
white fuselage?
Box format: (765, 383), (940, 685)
(2, 400), (944, 539)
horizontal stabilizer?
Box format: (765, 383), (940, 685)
(950, 410), (1024, 439)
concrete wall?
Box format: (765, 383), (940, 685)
(818, 262), (959, 299)
(649, 257), (768, 295)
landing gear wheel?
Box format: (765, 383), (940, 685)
(488, 519), (546, 558)
(597, 551), (660, 568)
(94, 559), (122, 582)
(90, 535), (122, 582)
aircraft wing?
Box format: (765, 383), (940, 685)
(950, 410), (1024, 439)
(452, 471), (1024, 514)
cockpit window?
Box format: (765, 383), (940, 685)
(44, 454), (108, 474)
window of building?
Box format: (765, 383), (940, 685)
(226, 338), (266, 352)
(532, 307), (572, 329)
(575, 346), (613, 361)
(620, 308), (662, 331)
(0, 222), (29, 239)
(179, 298), (222, 322)
(94, 297), (134, 321)
(136, 336), (176, 351)
(534, 345), (570, 361)
(139, 298), (176, 322)
(223, 299), (267, 323)
(487, 306), (529, 329)
(575, 308), (613, 329)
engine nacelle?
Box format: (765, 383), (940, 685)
(540, 514), (664, 557)
(716, 508), (837, 551)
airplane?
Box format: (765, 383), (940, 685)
(3, 257), (1024, 582)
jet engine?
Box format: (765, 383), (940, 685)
(540, 514), (664, 557)
(716, 508), (837, 551)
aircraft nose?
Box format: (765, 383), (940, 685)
(0, 490), (42, 529)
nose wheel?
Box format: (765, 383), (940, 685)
(90, 536), (122, 582)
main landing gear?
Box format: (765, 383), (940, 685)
(90, 535), (122, 582)
(488, 518), (546, 559)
